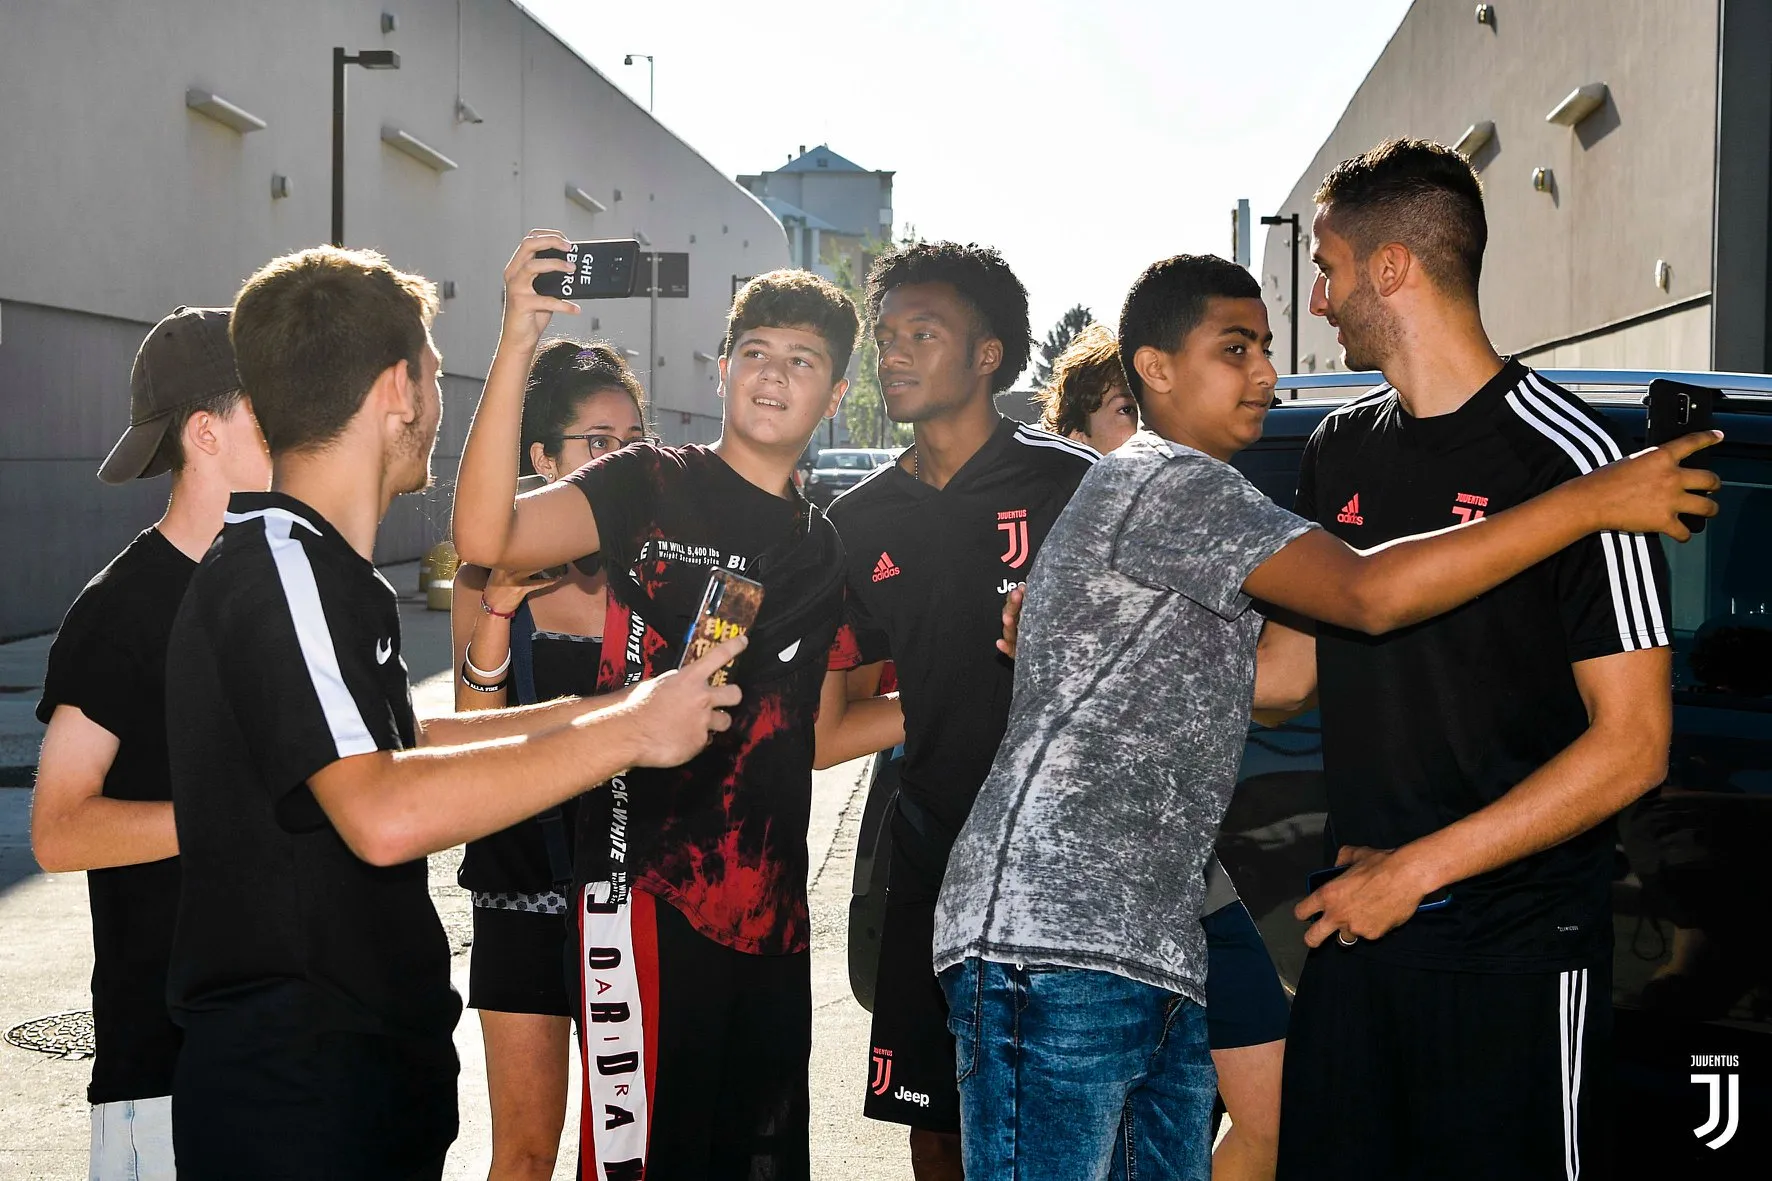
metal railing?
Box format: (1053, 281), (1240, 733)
(1275, 368), (1772, 399)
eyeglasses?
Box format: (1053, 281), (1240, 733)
(559, 433), (660, 455)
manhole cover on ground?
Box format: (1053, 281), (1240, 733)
(5, 1010), (95, 1059)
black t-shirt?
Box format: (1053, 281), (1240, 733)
(566, 444), (847, 955)
(1297, 360), (1671, 972)
(457, 625), (597, 896)
(825, 419), (1095, 899)
(36, 529), (194, 1104)
(164, 492), (459, 1047)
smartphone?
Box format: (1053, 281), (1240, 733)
(532, 239), (641, 300)
(1645, 377), (1722, 535)
(1306, 865), (1451, 912)
(680, 568), (765, 685)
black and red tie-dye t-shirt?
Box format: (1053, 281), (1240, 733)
(567, 443), (852, 955)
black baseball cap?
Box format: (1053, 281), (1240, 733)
(98, 306), (240, 485)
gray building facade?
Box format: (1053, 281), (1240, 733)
(739, 146), (894, 283)
(1259, 0), (1772, 377)
(0, 0), (789, 638)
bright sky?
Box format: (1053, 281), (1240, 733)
(523, 0), (1412, 361)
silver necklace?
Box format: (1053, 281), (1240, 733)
(912, 444), (920, 482)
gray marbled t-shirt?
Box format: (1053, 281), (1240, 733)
(932, 430), (1316, 1002)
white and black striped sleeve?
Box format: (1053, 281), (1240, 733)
(206, 511), (401, 798)
(1504, 373), (1672, 659)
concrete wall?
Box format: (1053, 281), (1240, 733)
(0, 0), (788, 638)
(1261, 0), (1721, 374)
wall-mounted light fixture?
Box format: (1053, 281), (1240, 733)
(381, 126), (458, 172)
(566, 184), (607, 214)
(1475, 4), (1494, 25)
(1546, 83), (1608, 127)
(381, 12), (398, 34)
(621, 347), (640, 359)
(1655, 260), (1671, 292)
(1454, 121), (1495, 158)
(455, 99), (483, 125)
(440, 280), (458, 300)
(271, 174), (293, 199)
(186, 88), (266, 133)
(1532, 167), (1553, 193)
(694, 349), (718, 363)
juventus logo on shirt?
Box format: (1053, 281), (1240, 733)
(997, 508), (1030, 569)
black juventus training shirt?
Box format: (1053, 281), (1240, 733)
(1298, 359), (1671, 973)
(827, 418), (1095, 900)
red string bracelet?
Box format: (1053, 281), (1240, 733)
(480, 594), (518, 619)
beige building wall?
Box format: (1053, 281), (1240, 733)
(1262, 0), (1719, 374)
(0, 0), (789, 636)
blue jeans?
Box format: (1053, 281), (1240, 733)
(941, 957), (1216, 1181)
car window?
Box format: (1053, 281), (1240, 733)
(1620, 452), (1772, 1032)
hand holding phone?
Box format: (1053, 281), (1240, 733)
(1645, 378), (1724, 534)
(532, 239), (642, 300)
(681, 569), (765, 686)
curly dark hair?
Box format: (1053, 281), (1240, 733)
(865, 242), (1031, 394)
(1035, 323), (1124, 437)
(519, 338), (647, 475)
(722, 269), (860, 378)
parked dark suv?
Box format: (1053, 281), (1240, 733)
(848, 368), (1771, 1170)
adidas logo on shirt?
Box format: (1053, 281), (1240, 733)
(872, 552), (902, 583)
(1336, 494), (1365, 526)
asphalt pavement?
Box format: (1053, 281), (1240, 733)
(0, 561), (905, 1179)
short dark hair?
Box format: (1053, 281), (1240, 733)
(149, 390), (247, 477)
(519, 339), (648, 475)
(1314, 137), (1487, 299)
(865, 242), (1031, 394)
(231, 246), (439, 456)
(723, 269), (860, 379)
(1035, 323), (1123, 436)
(1117, 255), (1262, 402)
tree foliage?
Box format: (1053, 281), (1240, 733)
(831, 228), (920, 449)
(1032, 303), (1094, 389)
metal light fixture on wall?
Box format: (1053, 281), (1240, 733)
(186, 88), (266, 133)
(566, 184), (607, 214)
(1532, 167), (1554, 193)
(1546, 83), (1608, 127)
(1454, 121), (1495, 158)
(381, 126), (458, 172)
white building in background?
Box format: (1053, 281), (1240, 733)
(0, 0), (788, 638)
(740, 145), (895, 283)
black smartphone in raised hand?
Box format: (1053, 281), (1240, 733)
(532, 239), (642, 300)
(1645, 378), (1723, 535)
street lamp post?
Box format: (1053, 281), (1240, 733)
(331, 47), (400, 247)
(1261, 212), (1301, 375)
(635, 230), (659, 402)
(623, 54), (655, 112)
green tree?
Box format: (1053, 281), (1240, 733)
(831, 229), (920, 449)
(1032, 303), (1094, 389)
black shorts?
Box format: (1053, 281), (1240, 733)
(865, 893), (961, 1132)
(172, 1017), (458, 1180)
(1202, 899), (1291, 1050)
(1278, 946), (1612, 1181)
(577, 889), (810, 1180)
(468, 901), (572, 1017)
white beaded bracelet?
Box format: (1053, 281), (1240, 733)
(463, 644), (513, 682)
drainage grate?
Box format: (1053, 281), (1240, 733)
(4, 1010), (95, 1059)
